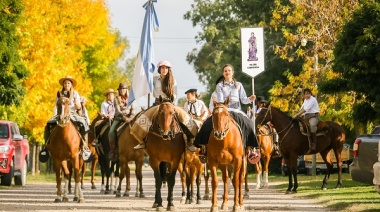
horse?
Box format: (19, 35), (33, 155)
(207, 99), (245, 212)
(255, 105), (346, 193)
(86, 132), (99, 190)
(47, 96), (84, 203)
(244, 123), (276, 195)
(91, 114), (120, 194)
(115, 118), (145, 198)
(143, 98), (186, 211)
(178, 148), (204, 204)
(202, 164), (233, 201)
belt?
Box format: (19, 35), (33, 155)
(229, 102), (240, 109)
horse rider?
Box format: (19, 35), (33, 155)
(183, 88), (209, 128)
(208, 75), (224, 112)
(133, 60), (197, 152)
(255, 96), (281, 157)
(292, 88), (320, 151)
(91, 88), (117, 147)
(42, 75), (90, 156)
(108, 83), (135, 161)
(195, 64), (259, 160)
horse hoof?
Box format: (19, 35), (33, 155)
(221, 203), (228, 210)
(62, 197), (69, 202)
(152, 203), (159, 208)
(123, 192), (129, 197)
(233, 205), (241, 212)
(155, 206), (164, 211)
(166, 206), (176, 211)
(91, 185), (97, 189)
(210, 206), (219, 212)
(135, 193), (139, 197)
(54, 198), (61, 203)
(243, 193), (249, 199)
(139, 193), (145, 198)
(185, 199), (191, 204)
(73, 197), (78, 202)
(322, 187), (327, 191)
(78, 198), (85, 203)
(100, 190), (105, 194)
(68, 190), (72, 194)
(180, 197), (185, 204)
(116, 193), (121, 198)
(104, 190), (110, 195)
(113, 190), (117, 195)
(196, 200), (202, 204)
(202, 195), (210, 200)
(81, 185), (85, 189)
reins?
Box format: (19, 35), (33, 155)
(259, 105), (294, 142)
(212, 104), (230, 136)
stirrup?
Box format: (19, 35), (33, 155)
(82, 149), (93, 163)
(187, 144), (196, 152)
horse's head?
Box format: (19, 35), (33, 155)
(256, 105), (272, 129)
(56, 96), (71, 127)
(157, 99), (176, 140)
(212, 98), (230, 140)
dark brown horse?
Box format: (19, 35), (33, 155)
(256, 105), (346, 193)
(178, 147), (204, 204)
(47, 96), (84, 203)
(115, 118), (145, 198)
(207, 99), (245, 211)
(86, 132), (99, 190)
(144, 99), (185, 211)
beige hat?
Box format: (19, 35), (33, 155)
(104, 88), (117, 96)
(59, 75), (77, 87)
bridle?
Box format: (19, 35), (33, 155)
(212, 104), (230, 140)
(56, 97), (71, 127)
(257, 105), (293, 141)
(155, 102), (177, 140)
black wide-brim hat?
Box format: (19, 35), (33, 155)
(257, 96), (268, 103)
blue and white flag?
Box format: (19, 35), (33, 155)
(128, 0), (159, 105)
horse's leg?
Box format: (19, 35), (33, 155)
(203, 164), (210, 200)
(255, 162), (262, 189)
(125, 163), (131, 197)
(74, 156), (85, 203)
(284, 157), (294, 194)
(53, 160), (63, 203)
(232, 159), (243, 211)
(166, 164), (178, 211)
(112, 161), (120, 194)
(100, 161), (106, 194)
(244, 158), (249, 199)
(333, 147), (343, 189)
(116, 160), (125, 197)
(80, 161), (86, 189)
(61, 161), (70, 202)
(91, 155), (98, 189)
(105, 160), (111, 194)
(178, 158), (186, 203)
(110, 171), (114, 194)
(196, 165), (203, 204)
(320, 149), (333, 190)
(135, 160), (145, 198)
(152, 162), (163, 209)
(221, 165), (229, 211)
(190, 167), (196, 204)
(263, 156), (270, 188)
(185, 167), (191, 204)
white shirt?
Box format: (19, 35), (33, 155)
(153, 75), (177, 100)
(216, 80), (252, 109)
(301, 96), (320, 114)
(101, 100), (115, 117)
(184, 100), (209, 121)
(209, 91), (218, 112)
(53, 90), (81, 115)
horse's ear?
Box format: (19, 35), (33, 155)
(170, 95), (174, 103)
(224, 96), (230, 106)
(212, 97), (217, 107)
(159, 95), (163, 103)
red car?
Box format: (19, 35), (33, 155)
(0, 120), (29, 186)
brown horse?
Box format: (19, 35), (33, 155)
(115, 118), (145, 198)
(47, 96), (84, 203)
(207, 99), (245, 212)
(202, 164), (233, 201)
(256, 105), (346, 193)
(85, 133), (99, 190)
(245, 124), (276, 194)
(144, 99), (185, 211)
(178, 148), (204, 204)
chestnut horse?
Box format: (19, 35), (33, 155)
(178, 148), (204, 204)
(256, 105), (345, 193)
(116, 118), (145, 198)
(47, 96), (84, 203)
(244, 123), (275, 196)
(207, 99), (245, 212)
(144, 99), (185, 211)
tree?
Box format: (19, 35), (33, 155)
(0, 0), (28, 106)
(322, 0), (380, 132)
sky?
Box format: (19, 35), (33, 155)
(106, 0), (204, 107)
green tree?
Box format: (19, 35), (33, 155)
(0, 0), (28, 106)
(321, 0), (380, 132)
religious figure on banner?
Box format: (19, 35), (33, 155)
(248, 32), (258, 61)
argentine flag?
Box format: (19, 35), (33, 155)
(128, 0), (159, 105)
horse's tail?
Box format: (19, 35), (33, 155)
(159, 162), (167, 182)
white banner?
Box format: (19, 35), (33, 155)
(241, 27), (265, 77)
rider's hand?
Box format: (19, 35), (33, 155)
(292, 114), (298, 119)
(122, 116), (127, 122)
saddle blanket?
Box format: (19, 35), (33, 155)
(130, 105), (198, 143)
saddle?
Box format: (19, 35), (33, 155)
(295, 117), (329, 137)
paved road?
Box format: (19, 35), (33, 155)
(0, 169), (327, 211)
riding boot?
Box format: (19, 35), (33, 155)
(198, 145), (207, 164)
(186, 138), (196, 152)
(108, 140), (118, 161)
(134, 141), (146, 149)
(272, 143), (281, 158)
(310, 133), (317, 151)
